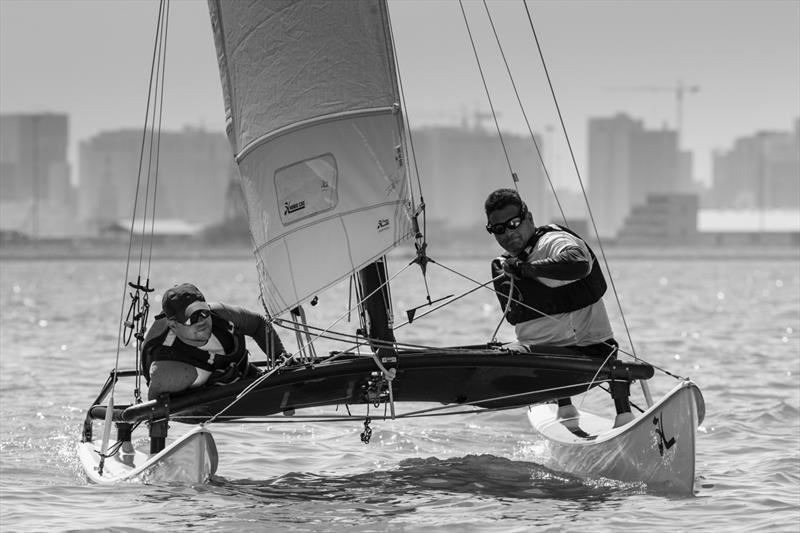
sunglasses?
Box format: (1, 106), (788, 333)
(182, 309), (210, 326)
(486, 206), (527, 235)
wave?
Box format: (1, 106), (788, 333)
(211, 454), (644, 504)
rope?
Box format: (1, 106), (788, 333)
(395, 270), (501, 329)
(491, 275), (514, 343)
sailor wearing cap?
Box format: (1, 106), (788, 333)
(142, 283), (287, 399)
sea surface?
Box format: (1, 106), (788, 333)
(1, 248), (798, 532)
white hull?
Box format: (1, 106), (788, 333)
(527, 380), (704, 494)
(77, 425), (218, 484)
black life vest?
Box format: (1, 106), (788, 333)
(140, 312), (249, 384)
(491, 224), (607, 325)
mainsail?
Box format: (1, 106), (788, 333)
(208, 0), (414, 317)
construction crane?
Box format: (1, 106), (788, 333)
(607, 81), (700, 144)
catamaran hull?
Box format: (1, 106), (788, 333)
(527, 380), (703, 494)
(78, 349), (653, 485)
(77, 425), (218, 484)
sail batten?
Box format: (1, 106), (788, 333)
(209, 0), (413, 317)
(235, 107), (399, 163)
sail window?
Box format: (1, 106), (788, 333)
(275, 153), (339, 225)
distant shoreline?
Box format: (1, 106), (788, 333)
(0, 239), (797, 261)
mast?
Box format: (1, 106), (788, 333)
(357, 257), (397, 357)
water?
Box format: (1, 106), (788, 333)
(1, 249), (799, 532)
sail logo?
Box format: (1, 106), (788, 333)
(284, 200), (306, 215)
(377, 219), (390, 232)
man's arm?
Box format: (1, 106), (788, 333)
(503, 233), (592, 281)
(147, 360), (200, 400)
(210, 302), (286, 356)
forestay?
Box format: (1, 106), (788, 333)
(208, 0), (414, 316)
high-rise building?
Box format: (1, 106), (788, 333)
(78, 128), (236, 231)
(710, 120), (800, 209)
(0, 112), (73, 237)
(616, 193), (698, 245)
(587, 113), (689, 239)
(586, 114), (638, 239)
(409, 125), (547, 230)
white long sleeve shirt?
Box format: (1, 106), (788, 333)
(512, 230), (614, 347)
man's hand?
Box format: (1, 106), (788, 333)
(502, 257), (533, 279)
(504, 246), (592, 281)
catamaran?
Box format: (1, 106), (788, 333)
(78, 0), (704, 493)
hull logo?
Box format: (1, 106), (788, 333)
(653, 413), (676, 455)
(377, 219), (389, 232)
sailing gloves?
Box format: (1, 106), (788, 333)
(502, 246), (592, 281)
(502, 257), (536, 279)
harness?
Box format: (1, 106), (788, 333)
(140, 313), (249, 384)
(491, 224), (607, 325)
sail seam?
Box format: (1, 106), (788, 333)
(235, 107), (398, 162)
(339, 216), (357, 285)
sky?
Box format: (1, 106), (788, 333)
(1, 0), (798, 189)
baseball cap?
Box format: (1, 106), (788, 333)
(160, 283), (210, 323)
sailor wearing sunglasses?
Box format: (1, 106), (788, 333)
(142, 283), (287, 400)
(485, 189), (628, 425)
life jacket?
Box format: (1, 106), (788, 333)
(140, 312), (249, 385)
(491, 224), (607, 325)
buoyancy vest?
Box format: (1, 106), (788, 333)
(140, 312), (249, 384)
(491, 224), (607, 325)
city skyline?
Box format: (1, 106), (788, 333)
(1, 0), (798, 191)
(2, 110), (795, 240)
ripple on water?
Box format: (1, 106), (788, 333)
(1, 256), (799, 532)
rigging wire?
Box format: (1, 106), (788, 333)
(267, 247), (671, 381)
(395, 272), (502, 330)
(458, 0), (519, 188)
(412, 2), (657, 381)
(99, 0), (170, 466)
(445, 1), (648, 381)
(481, 0), (568, 226)
(385, 2), (436, 316)
(385, 2), (427, 245)
(272, 264), (645, 389)
(82, 1), (701, 461)
(132, 0), (169, 399)
(144, 3), (169, 284)
(211, 248), (627, 424)
(136, 7), (165, 280)
(402, 258), (623, 369)
(521, 0), (651, 404)
(203, 260), (418, 425)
